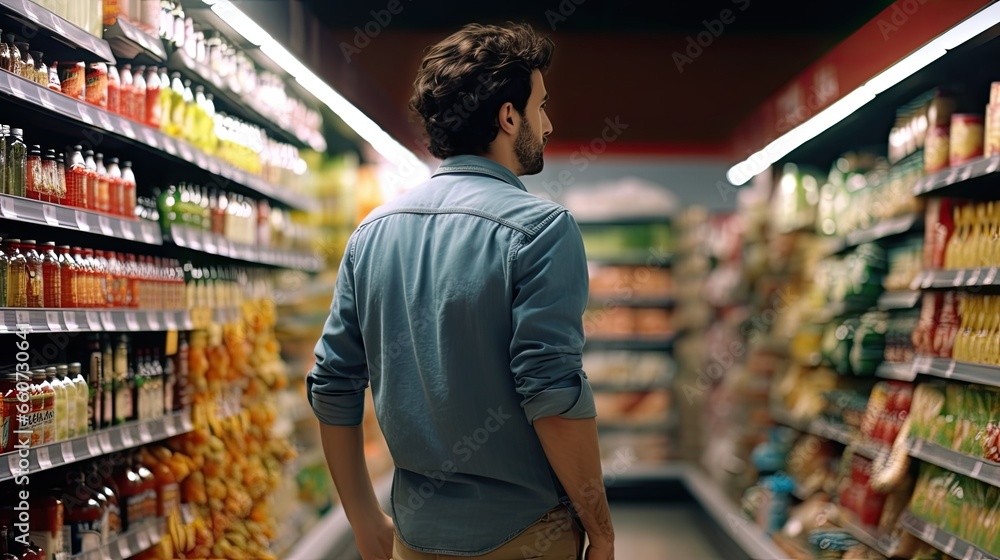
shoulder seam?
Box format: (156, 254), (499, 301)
(360, 207), (543, 238)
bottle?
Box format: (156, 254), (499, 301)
(0, 526), (19, 560)
(131, 65), (146, 125)
(85, 62), (108, 109)
(6, 128), (26, 197)
(65, 146), (87, 208)
(41, 242), (61, 309)
(113, 334), (132, 424)
(1, 371), (20, 453)
(0, 125), (8, 194)
(141, 448), (178, 519)
(30, 369), (55, 445)
(133, 348), (145, 421)
(15, 44), (31, 80)
(56, 246), (75, 308)
(59, 471), (105, 555)
(25, 145), (41, 200)
(56, 152), (67, 203)
(85, 462), (120, 541)
(144, 65), (161, 128)
(94, 153), (109, 214)
(67, 362), (89, 437)
(56, 364), (75, 439)
(121, 161), (136, 219)
(0, 238), (8, 306)
(42, 149), (58, 203)
(105, 157), (123, 217)
(22, 241), (43, 309)
(46, 366), (68, 442)
(82, 150), (97, 211)
(119, 63), (133, 120)
(5, 35), (21, 76)
(47, 62), (61, 92)
(168, 72), (184, 137)
(157, 67), (170, 132)
(71, 248), (90, 308)
(29, 50), (45, 87)
(5, 239), (27, 308)
(134, 452), (156, 522)
(93, 250), (110, 307)
(100, 335), (113, 429)
(0, 30), (9, 74)
(106, 64), (120, 115)
(114, 454), (143, 532)
(181, 79), (194, 143)
(175, 332), (189, 410)
(28, 494), (63, 560)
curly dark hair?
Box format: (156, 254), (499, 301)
(410, 23), (554, 159)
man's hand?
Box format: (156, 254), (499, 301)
(355, 510), (394, 560)
(585, 536), (615, 560)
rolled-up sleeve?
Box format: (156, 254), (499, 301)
(307, 238), (369, 426)
(510, 210), (597, 424)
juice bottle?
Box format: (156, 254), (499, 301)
(105, 157), (123, 217)
(70, 248), (89, 308)
(106, 64), (120, 115)
(82, 150), (97, 212)
(21, 241), (43, 309)
(46, 367), (67, 442)
(114, 454), (143, 531)
(67, 363), (88, 437)
(5, 239), (27, 308)
(65, 147), (86, 209)
(131, 66), (146, 126)
(56, 246), (77, 308)
(134, 452), (156, 521)
(41, 242), (61, 309)
(85, 462), (120, 541)
(168, 72), (184, 137)
(0, 371), (22, 453)
(141, 448), (179, 518)
(94, 153), (109, 214)
(93, 251), (110, 307)
(101, 335), (113, 429)
(112, 334), (132, 424)
(28, 494), (63, 560)
(144, 65), (161, 129)
(121, 161), (136, 220)
(29, 369), (54, 445)
(6, 128), (26, 198)
(158, 68), (170, 133)
(25, 146), (42, 201)
(56, 364), (75, 439)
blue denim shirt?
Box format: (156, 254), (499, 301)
(307, 155), (597, 555)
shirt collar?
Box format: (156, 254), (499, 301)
(433, 155), (527, 192)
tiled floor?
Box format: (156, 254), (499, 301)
(611, 503), (726, 560)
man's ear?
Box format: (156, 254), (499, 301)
(497, 102), (518, 136)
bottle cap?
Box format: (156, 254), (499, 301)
(42, 241), (55, 247)
(107, 157), (119, 164)
(11, 128), (22, 135)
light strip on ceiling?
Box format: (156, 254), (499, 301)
(726, 3), (1000, 186)
(201, 0), (429, 185)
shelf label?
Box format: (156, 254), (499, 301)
(120, 427), (134, 447)
(86, 311), (102, 331)
(913, 356), (932, 375)
(0, 197), (16, 218)
(117, 536), (131, 559)
(138, 423), (153, 443)
(36, 446), (52, 470)
(942, 360), (956, 378)
(164, 312), (178, 331)
(163, 139), (177, 156)
(146, 312), (161, 331)
(86, 435), (101, 456)
(921, 522), (935, 542)
(60, 441), (75, 463)
(98, 216), (114, 236)
(76, 103), (94, 125)
(142, 128), (158, 148)
(46, 312), (62, 332)
(177, 143), (194, 163)
(970, 461), (983, 478)
(136, 527), (151, 551)
(97, 111), (114, 132)
(180, 504), (194, 525)
(42, 205), (59, 226)
(100, 311), (115, 331)
(910, 438), (924, 456)
(140, 221), (158, 244)
(952, 270), (966, 287)
(121, 220), (137, 241)
(98, 431), (113, 453)
(8, 454), (21, 476)
(187, 229), (202, 251)
(75, 211), (91, 232)
(125, 312), (140, 331)
(180, 413), (193, 432)
(15, 310), (30, 327)
(164, 416), (178, 437)
(120, 120), (136, 139)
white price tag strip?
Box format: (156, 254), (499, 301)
(164, 312), (177, 331)
(98, 216), (114, 236)
(63, 311), (79, 331)
(181, 413), (193, 431)
(136, 527), (151, 551)
(15, 310), (30, 326)
(86, 311), (102, 331)
(164, 417), (178, 437)
(36, 446), (52, 470)
(101, 312), (116, 331)
(953, 270), (966, 287)
(42, 205), (60, 226)
(180, 504), (194, 525)
(125, 312), (140, 331)
(943, 360), (957, 378)
(61, 441), (75, 463)
(46, 311), (62, 332)
(139, 423), (152, 442)
(147, 312), (161, 331)
(140, 222), (158, 244)
(971, 461), (983, 478)
(98, 431), (114, 453)
(75, 210), (91, 232)
(0, 197), (15, 218)
(117, 536), (131, 558)
(121, 221), (136, 241)
(86, 435), (101, 456)
(120, 427), (134, 447)
(8, 454), (21, 475)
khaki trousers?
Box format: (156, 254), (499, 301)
(392, 506), (584, 560)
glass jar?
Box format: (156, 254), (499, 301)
(7, 37), (22, 76)
(0, 29), (10, 73)
(44, 150), (61, 203)
(47, 61), (61, 92)
(22, 240), (44, 308)
(41, 242), (61, 308)
(30, 50), (46, 86)
(15, 43), (32, 80)
(25, 145), (42, 200)
(6, 128), (26, 197)
(5, 238), (27, 307)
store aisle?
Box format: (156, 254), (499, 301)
(611, 503), (727, 560)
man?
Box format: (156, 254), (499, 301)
(307, 22), (615, 560)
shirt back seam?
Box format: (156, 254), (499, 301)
(360, 207), (540, 238)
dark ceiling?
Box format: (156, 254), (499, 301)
(256, 1), (897, 159)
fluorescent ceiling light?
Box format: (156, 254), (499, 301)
(727, 3), (1000, 186)
(203, 0), (429, 186)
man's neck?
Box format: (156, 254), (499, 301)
(479, 150), (522, 177)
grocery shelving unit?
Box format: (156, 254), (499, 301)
(900, 511), (1000, 560)
(70, 517), (167, 560)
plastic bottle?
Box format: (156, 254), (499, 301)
(121, 161), (136, 219)
(71, 248), (90, 308)
(46, 366), (68, 442)
(119, 63), (133, 120)
(94, 153), (109, 214)
(42, 149), (58, 203)
(21, 240), (43, 309)
(5, 238), (26, 308)
(0, 238), (8, 306)
(41, 242), (61, 308)
(106, 64), (120, 115)
(105, 157), (124, 217)
(67, 362), (88, 437)
(27, 494), (63, 560)
(0, 125), (8, 195)
(83, 334), (104, 431)
(30, 369), (55, 445)
(131, 65), (146, 126)
(144, 65), (161, 128)
(85, 461), (121, 541)
(65, 146), (86, 208)
(115, 453), (143, 531)
(56, 245), (76, 308)
(56, 364), (75, 439)
(113, 334), (132, 424)
(6, 128), (26, 197)
(158, 67), (170, 132)
(181, 80), (194, 143)
(59, 471), (105, 555)
(82, 150), (97, 211)
(93, 250), (110, 308)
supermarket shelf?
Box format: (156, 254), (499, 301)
(0, 0), (115, 63)
(825, 212), (923, 256)
(912, 267), (1000, 290)
(913, 154), (1000, 198)
(588, 295), (675, 308)
(0, 409), (193, 482)
(71, 517), (165, 560)
(167, 225), (322, 272)
(103, 17), (167, 62)
(877, 290), (921, 311)
(588, 253), (673, 267)
(900, 511), (1000, 560)
(908, 438), (1000, 489)
(584, 336), (676, 352)
(0, 308), (195, 334)
(285, 472), (394, 560)
(770, 407), (884, 459)
(912, 355), (1000, 388)
(836, 507), (899, 557)
(0, 194), (163, 245)
(0, 71), (314, 211)
(811, 297), (874, 323)
(875, 360), (917, 381)
(167, 49), (325, 151)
